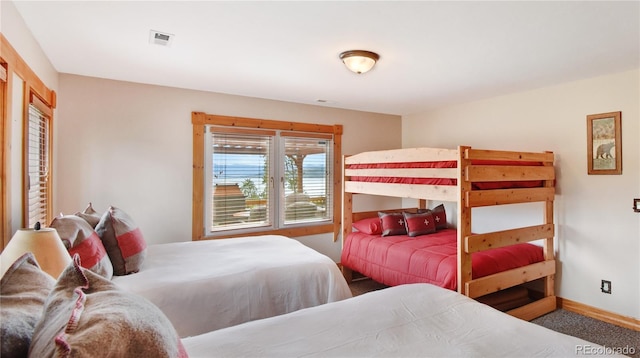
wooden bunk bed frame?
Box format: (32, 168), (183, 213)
(342, 145), (556, 321)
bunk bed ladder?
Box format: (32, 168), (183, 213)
(457, 145), (557, 321)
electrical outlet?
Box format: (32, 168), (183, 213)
(601, 280), (611, 294)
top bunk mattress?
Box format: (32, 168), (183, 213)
(347, 160), (544, 189)
(340, 229), (544, 289)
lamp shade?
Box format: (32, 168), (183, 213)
(339, 50), (380, 74)
(0, 228), (71, 279)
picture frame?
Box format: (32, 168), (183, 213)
(634, 199), (640, 213)
(587, 111), (621, 175)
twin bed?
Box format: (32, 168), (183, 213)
(112, 235), (352, 337)
(340, 145), (557, 320)
(183, 283), (611, 357)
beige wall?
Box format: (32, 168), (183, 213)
(403, 69), (640, 319)
(55, 74), (401, 261)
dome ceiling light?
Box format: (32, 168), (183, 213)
(339, 50), (380, 74)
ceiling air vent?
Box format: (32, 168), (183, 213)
(149, 30), (174, 47)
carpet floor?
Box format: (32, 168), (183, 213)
(349, 279), (639, 357)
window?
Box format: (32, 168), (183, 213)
(25, 95), (52, 228)
(1, 35), (56, 246)
(192, 112), (342, 240)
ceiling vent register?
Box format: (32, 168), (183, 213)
(149, 30), (174, 47)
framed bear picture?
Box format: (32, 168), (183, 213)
(587, 111), (622, 175)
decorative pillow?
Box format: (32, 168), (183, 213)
(0, 253), (55, 358)
(50, 215), (113, 279)
(419, 204), (448, 230)
(378, 212), (407, 237)
(352, 217), (382, 235)
(403, 211), (436, 237)
(431, 204), (447, 230)
(95, 206), (147, 276)
(74, 202), (101, 228)
(29, 255), (188, 358)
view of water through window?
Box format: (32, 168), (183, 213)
(212, 153), (327, 198)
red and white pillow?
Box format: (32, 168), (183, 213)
(95, 206), (147, 276)
(419, 204), (447, 230)
(378, 212), (407, 237)
(403, 211), (436, 237)
(375, 205), (448, 238)
(50, 215), (113, 279)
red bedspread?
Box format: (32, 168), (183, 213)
(340, 229), (544, 289)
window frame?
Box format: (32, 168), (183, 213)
(192, 112), (343, 241)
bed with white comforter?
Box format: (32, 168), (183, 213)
(183, 283), (619, 357)
(112, 235), (352, 337)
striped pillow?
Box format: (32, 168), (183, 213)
(95, 206), (147, 276)
(50, 215), (113, 279)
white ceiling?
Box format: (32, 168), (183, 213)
(12, 1), (640, 116)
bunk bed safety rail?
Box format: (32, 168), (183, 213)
(344, 147), (459, 202)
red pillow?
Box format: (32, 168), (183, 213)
(352, 217), (382, 235)
(403, 211), (436, 237)
(419, 204), (447, 230)
(378, 212), (407, 237)
(431, 204), (447, 230)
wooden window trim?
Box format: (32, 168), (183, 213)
(1, 61), (7, 248)
(192, 111), (343, 241)
(1, 34), (56, 247)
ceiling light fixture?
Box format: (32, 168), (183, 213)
(339, 50), (380, 74)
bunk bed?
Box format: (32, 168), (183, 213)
(341, 145), (556, 320)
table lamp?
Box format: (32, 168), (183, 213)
(0, 224), (72, 279)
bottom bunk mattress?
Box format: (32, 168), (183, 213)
(341, 228), (543, 289)
(112, 235), (352, 337)
(183, 284), (613, 357)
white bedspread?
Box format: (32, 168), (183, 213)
(183, 283), (620, 357)
(112, 235), (352, 337)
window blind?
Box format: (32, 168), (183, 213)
(209, 130), (272, 230)
(281, 135), (333, 224)
(27, 104), (50, 228)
